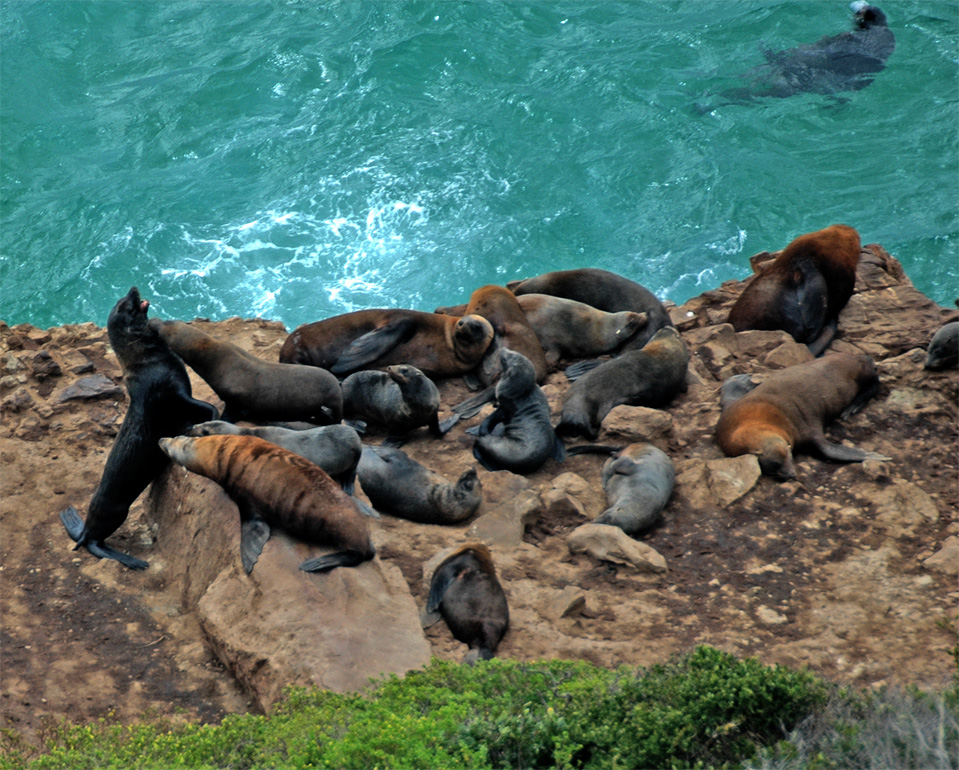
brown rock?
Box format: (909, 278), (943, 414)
(56, 375), (123, 403)
(567, 523), (667, 573)
(598, 406), (673, 444)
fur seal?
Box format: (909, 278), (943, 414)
(924, 321), (959, 371)
(159, 434), (375, 573)
(557, 327), (690, 440)
(426, 543), (509, 662)
(149, 319), (342, 424)
(595, 443), (675, 537)
(278, 309), (494, 379)
(59, 287), (218, 570)
(341, 364), (443, 439)
(357, 446), (482, 524)
(715, 353), (890, 480)
(727, 224), (861, 356)
(470, 348), (566, 474)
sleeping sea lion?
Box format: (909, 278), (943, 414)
(59, 287), (218, 570)
(341, 364), (443, 439)
(925, 321), (959, 371)
(158, 434), (375, 573)
(595, 443), (675, 537)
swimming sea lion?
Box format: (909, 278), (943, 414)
(357, 446), (482, 524)
(159, 434), (375, 574)
(341, 364), (443, 439)
(59, 287), (218, 570)
(715, 353), (890, 480)
(557, 327), (690, 440)
(924, 321), (959, 371)
(278, 309), (494, 379)
(727, 224), (861, 356)
(595, 443), (675, 537)
(470, 349), (566, 474)
(149, 318), (342, 424)
(426, 543), (509, 662)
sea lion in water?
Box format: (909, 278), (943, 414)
(426, 543), (509, 662)
(159, 434), (375, 574)
(727, 224), (861, 356)
(925, 321), (959, 371)
(595, 443), (675, 537)
(470, 349), (565, 474)
(715, 353), (889, 480)
(341, 364), (443, 439)
(557, 327), (690, 440)
(357, 446), (482, 524)
(278, 309), (494, 379)
(149, 318), (342, 424)
(59, 287), (218, 570)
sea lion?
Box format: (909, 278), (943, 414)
(278, 309), (494, 379)
(595, 443), (675, 537)
(426, 543), (509, 662)
(341, 364), (443, 439)
(357, 446), (482, 524)
(59, 287), (218, 570)
(924, 321), (959, 371)
(727, 224), (861, 356)
(158, 434), (375, 574)
(470, 348), (566, 474)
(557, 327), (690, 440)
(149, 318), (342, 424)
(715, 353), (890, 480)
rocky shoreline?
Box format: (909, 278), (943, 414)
(2, 244), (956, 742)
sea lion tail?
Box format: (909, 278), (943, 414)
(298, 549), (372, 573)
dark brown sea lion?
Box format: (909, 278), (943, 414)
(149, 319), (342, 424)
(595, 443), (675, 537)
(557, 327), (690, 440)
(925, 321), (959, 371)
(357, 446), (482, 524)
(158, 434), (375, 573)
(341, 364), (443, 439)
(59, 287), (218, 570)
(715, 353), (890, 480)
(727, 224), (861, 356)
(426, 543), (509, 662)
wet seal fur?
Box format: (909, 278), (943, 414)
(727, 224), (862, 356)
(357, 445), (482, 524)
(557, 327), (690, 440)
(596, 443), (675, 537)
(59, 287), (218, 570)
(150, 318), (342, 424)
(925, 321), (959, 371)
(279, 309), (494, 379)
(159, 434), (375, 573)
(341, 364), (443, 438)
(426, 543), (509, 662)
(715, 352), (890, 480)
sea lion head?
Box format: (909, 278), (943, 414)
(158, 436), (198, 469)
(850, 2), (887, 29)
(107, 286), (150, 335)
(452, 314), (495, 364)
(615, 311), (649, 343)
(452, 468), (483, 517)
(495, 348), (536, 401)
(757, 435), (796, 480)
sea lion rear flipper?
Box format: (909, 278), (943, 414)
(462, 372), (482, 391)
(451, 387), (495, 418)
(719, 374), (761, 410)
(564, 359), (602, 381)
(426, 562), (457, 613)
(551, 434), (567, 462)
(345, 418), (368, 434)
(351, 498), (381, 519)
(436, 413), (460, 434)
(381, 435), (408, 448)
(240, 518), (271, 575)
(471, 443), (502, 473)
(565, 444), (624, 457)
(299, 549), (369, 572)
(86, 540), (149, 571)
(59, 506), (85, 543)
(331, 318), (417, 374)
(184, 397), (220, 425)
(812, 437), (890, 464)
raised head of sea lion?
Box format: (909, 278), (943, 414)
(925, 321), (959, 371)
(341, 364), (443, 439)
(59, 287), (218, 570)
(595, 443), (675, 537)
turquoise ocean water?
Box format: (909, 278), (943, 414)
(2, 1), (957, 332)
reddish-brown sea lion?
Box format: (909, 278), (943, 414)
(279, 309), (494, 379)
(158, 434), (375, 573)
(715, 353), (890, 480)
(150, 318), (342, 424)
(59, 287), (218, 570)
(727, 224), (861, 356)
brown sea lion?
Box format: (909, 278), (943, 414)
(341, 364), (443, 439)
(149, 318), (342, 424)
(279, 309), (494, 379)
(715, 353), (890, 480)
(357, 446), (482, 524)
(595, 443), (675, 537)
(925, 321), (959, 370)
(158, 434), (375, 573)
(426, 543), (509, 662)
(727, 224), (861, 356)
(59, 287), (218, 570)
(557, 327), (690, 440)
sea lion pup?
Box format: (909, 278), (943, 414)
(715, 353), (890, 480)
(158, 434), (375, 574)
(595, 443), (675, 537)
(925, 321), (959, 371)
(357, 446), (482, 524)
(278, 309), (494, 379)
(727, 224), (861, 356)
(426, 544), (509, 662)
(149, 318), (342, 424)
(59, 287), (218, 570)
(557, 327), (690, 441)
(341, 364), (443, 440)
(470, 348), (566, 474)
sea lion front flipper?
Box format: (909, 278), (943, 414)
(184, 396), (220, 425)
(564, 359), (602, 381)
(436, 413), (460, 435)
(719, 374), (760, 410)
(86, 540), (149, 571)
(471, 443), (501, 473)
(240, 517), (271, 575)
(345, 418), (368, 434)
(462, 372), (482, 391)
(299, 549), (369, 572)
(381, 435), (408, 448)
(551, 433), (567, 462)
(811, 437), (890, 464)
(59, 506), (85, 543)
(806, 319), (838, 357)
(451, 387), (495, 418)
(351, 498), (381, 519)
(331, 318), (417, 374)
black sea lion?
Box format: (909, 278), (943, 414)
(925, 321), (959, 371)
(341, 364), (443, 439)
(149, 319), (342, 424)
(59, 287), (218, 570)
(426, 543), (509, 662)
(715, 353), (890, 480)
(557, 327), (690, 440)
(159, 434), (375, 573)
(279, 309), (494, 379)
(595, 443), (675, 537)
(727, 224), (861, 356)
(357, 446), (482, 524)
(470, 349), (565, 474)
